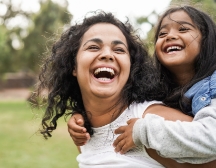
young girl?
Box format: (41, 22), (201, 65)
(113, 5), (216, 164)
(68, 5), (216, 166)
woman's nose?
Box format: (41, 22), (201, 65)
(98, 48), (114, 61)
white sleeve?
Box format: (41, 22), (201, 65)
(133, 99), (216, 164)
(132, 100), (163, 118)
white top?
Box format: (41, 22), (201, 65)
(77, 101), (164, 168)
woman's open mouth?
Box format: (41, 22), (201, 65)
(93, 67), (115, 81)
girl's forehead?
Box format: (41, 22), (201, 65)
(161, 10), (192, 24)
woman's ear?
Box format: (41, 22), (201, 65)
(72, 68), (77, 76)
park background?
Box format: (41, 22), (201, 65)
(0, 0), (216, 167)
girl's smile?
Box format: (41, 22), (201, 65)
(155, 10), (202, 77)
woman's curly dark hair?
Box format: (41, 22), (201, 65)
(153, 5), (216, 114)
(35, 10), (165, 139)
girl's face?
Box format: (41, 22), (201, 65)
(73, 23), (130, 102)
(155, 10), (202, 75)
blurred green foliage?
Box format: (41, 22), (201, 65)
(171, 0), (216, 21)
(0, 25), (11, 74)
(0, 0), (71, 76)
(20, 0), (72, 73)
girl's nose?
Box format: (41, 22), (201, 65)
(166, 32), (178, 42)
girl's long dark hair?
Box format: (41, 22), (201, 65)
(34, 11), (165, 139)
(154, 6), (216, 114)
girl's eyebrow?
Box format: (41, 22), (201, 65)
(83, 38), (128, 49)
(160, 21), (196, 30)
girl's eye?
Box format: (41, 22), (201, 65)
(179, 26), (189, 32)
(158, 31), (167, 37)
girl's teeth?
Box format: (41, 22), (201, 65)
(166, 46), (182, 52)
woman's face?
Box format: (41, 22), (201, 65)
(73, 23), (130, 102)
(155, 10), (202, 76)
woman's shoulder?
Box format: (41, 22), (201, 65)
(128, 101), (163, 118)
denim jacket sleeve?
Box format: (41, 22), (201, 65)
(184, 71), (216, 115)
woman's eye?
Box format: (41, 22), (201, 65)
(87, 45), (99, 50)
(114, 48), (125, 53)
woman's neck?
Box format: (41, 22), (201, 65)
(82, 96), (125, 127)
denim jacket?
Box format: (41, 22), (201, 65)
(184, 70), (216, 116)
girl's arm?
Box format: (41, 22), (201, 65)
(114, 99), (216, 164)
(133, 99), (216, 164)
(114, 104), (192, 154)
(146, 148), (216, 168)
(67, 114), (90, 146)
(77, 146), (81, 153)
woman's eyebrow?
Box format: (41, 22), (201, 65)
(112, 40), (128, 49)
(83, 38), (102, 47)
(83, 38), (128, 49)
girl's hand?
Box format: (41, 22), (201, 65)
(113, 118), (139, 154)
(67, 113), (90, 146)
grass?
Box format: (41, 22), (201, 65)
(0, 101), (79, 168)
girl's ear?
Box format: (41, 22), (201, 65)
(72, 68), (77, 76)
